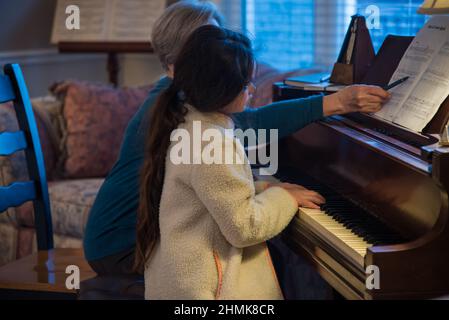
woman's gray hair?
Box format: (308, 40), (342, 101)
(152, 0), (224, 70)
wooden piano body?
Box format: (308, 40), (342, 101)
(273, 100), (449, 299)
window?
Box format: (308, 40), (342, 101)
(354, 0), (428, 51)
(220, 0), (429, 71)
(245, 0), (316, 70)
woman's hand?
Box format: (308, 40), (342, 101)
(267, 182), (325, 209)
(323, 85), (391, 116)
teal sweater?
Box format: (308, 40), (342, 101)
(83, 77), (324, 261)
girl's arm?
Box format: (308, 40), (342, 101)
(232, 95), (324, 139)
(190, 137), (298, 248)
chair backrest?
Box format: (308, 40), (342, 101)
(0, 63), (53, 250)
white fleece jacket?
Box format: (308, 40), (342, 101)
(144, 104), (299, 300)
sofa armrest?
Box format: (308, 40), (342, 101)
(0, 102), (27, 224)
(0, 102), (30, 184)
(0, 100), (59, 222)
(31, 96), (64, 178)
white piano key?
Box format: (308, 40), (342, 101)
(297, 207), (372, 267)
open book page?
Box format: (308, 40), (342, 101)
(51, 0), (110, 43)
(51, 0), (165, 43)
(107, 0), (165, 42)
(375, 16), (449, 130)
(394, 40), (449, 131)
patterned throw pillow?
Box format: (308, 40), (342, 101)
(50, 81), (153, 179)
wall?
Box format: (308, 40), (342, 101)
(0, 0), (56, 51)
(0, 49), (108, 97)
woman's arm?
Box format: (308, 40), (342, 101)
(232, 95), (323, 139)
(232, 85), (391, 139)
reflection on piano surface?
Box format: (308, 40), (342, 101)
(271, 98), (449, 299)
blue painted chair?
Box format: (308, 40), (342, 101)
(0, 64), (95, 299)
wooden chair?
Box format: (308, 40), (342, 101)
(0, 63), (96, 299)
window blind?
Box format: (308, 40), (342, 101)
(221, 0), (429, 71)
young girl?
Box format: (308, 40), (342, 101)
(135, 25), (325, 300)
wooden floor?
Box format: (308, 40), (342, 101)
(0, 248), (96, 298)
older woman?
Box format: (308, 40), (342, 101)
(83, 0), (389, 297)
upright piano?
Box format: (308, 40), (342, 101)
(272, 84), (449, 299)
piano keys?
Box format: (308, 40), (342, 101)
(272, 169), (405, 268)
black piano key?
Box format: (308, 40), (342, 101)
(275, 169), (406, 246)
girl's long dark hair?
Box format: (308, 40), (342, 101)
(134, 25), (254, 272)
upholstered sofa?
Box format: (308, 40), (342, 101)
(0, 63), (320, 266)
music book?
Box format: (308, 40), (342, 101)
(51, 0), (166, 43)
(284, 72), (330, 85)
(284, 73), (346, 92)
(375, 16), (449, 132)
(283, 81), (346, 93)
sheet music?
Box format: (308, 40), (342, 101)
(51, 0), (165, 43)
(108, 0), (166, 42)
(375, 16), (449, 131)
(394, 40), (449, 131)
(51, 0), (109, 43)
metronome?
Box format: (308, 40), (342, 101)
(330, 14), (375, 85)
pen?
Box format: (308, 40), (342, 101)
(320, 75), (331, 82)
(383, 76), (409, 91)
